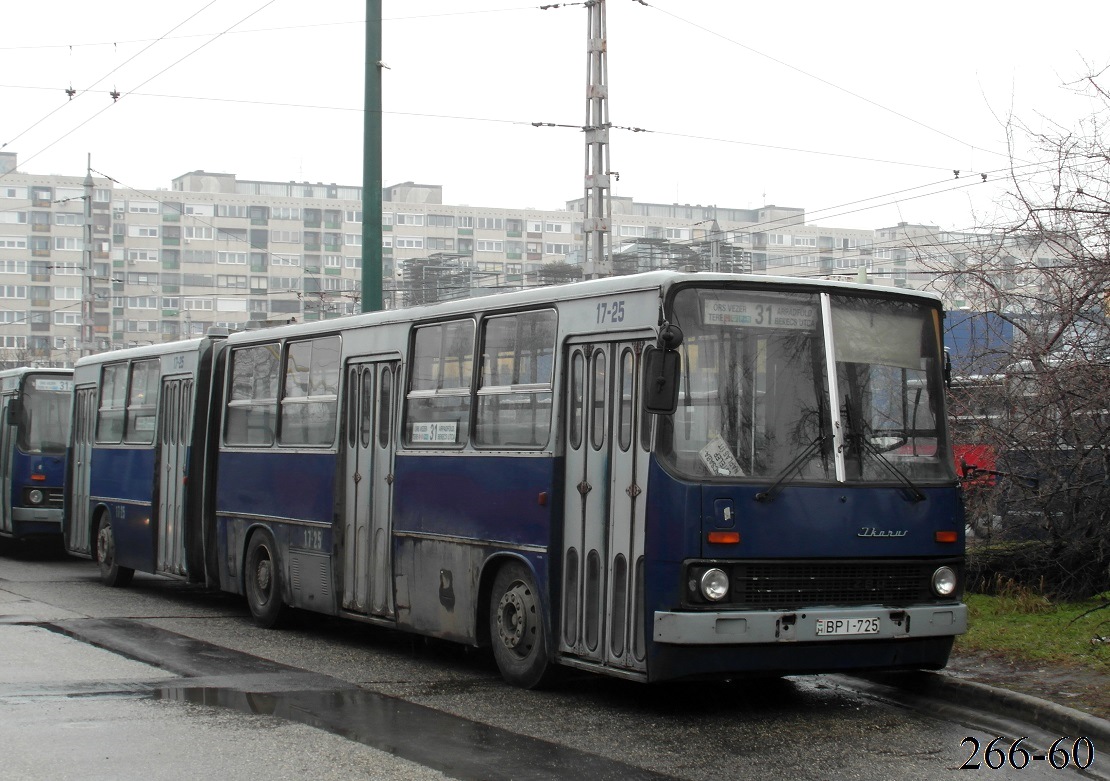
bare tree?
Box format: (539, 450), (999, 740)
(939, 70), (1110, 599)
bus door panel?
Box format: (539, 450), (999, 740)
(342, 359), (398, 618)
(67, 387), (97, 555)
(156, 376), (192, 576)
(0, 395), (12, 534)
(605, 343), (649, 671)
(561, 340), (648, 672)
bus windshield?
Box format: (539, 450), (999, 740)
(657, 286), (952, 483)
(18, 375), (73, 454)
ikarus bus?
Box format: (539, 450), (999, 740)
(64, 272), (966, 687)
(0, 367), (73, 542)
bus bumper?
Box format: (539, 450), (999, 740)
(10, 506), (64, 536)
(653, 603), (967, 645)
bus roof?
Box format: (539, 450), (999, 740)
(72, 335), (223, 368)
(219, 270), (945, 346)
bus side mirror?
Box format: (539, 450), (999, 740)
(5, 397), (20, 425)
(642, 347), (680, 415)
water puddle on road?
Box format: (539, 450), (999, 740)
(155, 684), (679, 781)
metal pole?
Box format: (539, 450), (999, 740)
(81, 154), (95, 356)
(361, 0), (384, 312)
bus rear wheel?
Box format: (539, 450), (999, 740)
(96, 514), (133, 588)
(244, 530), (286, 628)
(489, 561), (553, 689)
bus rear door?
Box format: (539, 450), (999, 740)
(156, 375), (193, 576)
(66, 386), (97, 555)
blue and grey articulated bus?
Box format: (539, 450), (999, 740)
(64, 271), (967, 687)
(0, 367), (73, 542)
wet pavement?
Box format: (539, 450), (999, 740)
(2, 547), (1106, 781)
(0, 623), (451, 781)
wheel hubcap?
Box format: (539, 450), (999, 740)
(255, 557), (272, 596)
(97, 525), (112, 564)
(497, 583), (535, 657)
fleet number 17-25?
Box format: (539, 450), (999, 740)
(596, 300), (625, 324)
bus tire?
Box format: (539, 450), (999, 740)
(95, 513), (133, 588)
(244, 530), (286, 629)
(489, 561), (553, 689)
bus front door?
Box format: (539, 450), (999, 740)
(66, 387), (97, 555)
(342, 360), (398, 618)
(560, 341), (649, 674)
(156, 376), (192, 576)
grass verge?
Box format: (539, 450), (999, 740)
(955, 590), (1110, 674)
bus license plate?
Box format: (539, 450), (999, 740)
(815, 617), (880, 636)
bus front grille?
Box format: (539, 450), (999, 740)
(724, 560), (957, 609)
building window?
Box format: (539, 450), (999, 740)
(476, 240), (503, 252)
(477, 217), (504, 230)
(396, 213), (425, 226)
(126, 296), (159, 309)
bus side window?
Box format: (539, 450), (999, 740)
(474, 309), (556, 449)
(225, 343), (279, 446)
(96, 363), (127, 443)
(405, 320), (474, 447)
(280, 336), (340, 447)
(125, 359), (159, 444)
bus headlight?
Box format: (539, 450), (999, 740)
(699, 568), (730, 601)
(27, 489), (44, 505)
(931, 566), (957, 597)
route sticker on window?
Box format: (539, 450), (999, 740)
(698, 436), (744, 477)
(703, 300), (817, 330)
(412, 421), (458, 443)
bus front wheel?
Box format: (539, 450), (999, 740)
(244, 531), (286, 628)
(95, 514), (133, 588)
(489, 561), (553, 689)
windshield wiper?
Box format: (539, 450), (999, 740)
(841, 396), (926, 503)
(754, 433), (830, 503)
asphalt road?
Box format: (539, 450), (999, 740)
(0, 542), (1105, 781)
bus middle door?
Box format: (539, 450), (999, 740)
(341, 359), (398, 618)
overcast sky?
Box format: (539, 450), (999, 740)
(2, 1), (1108, 231)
